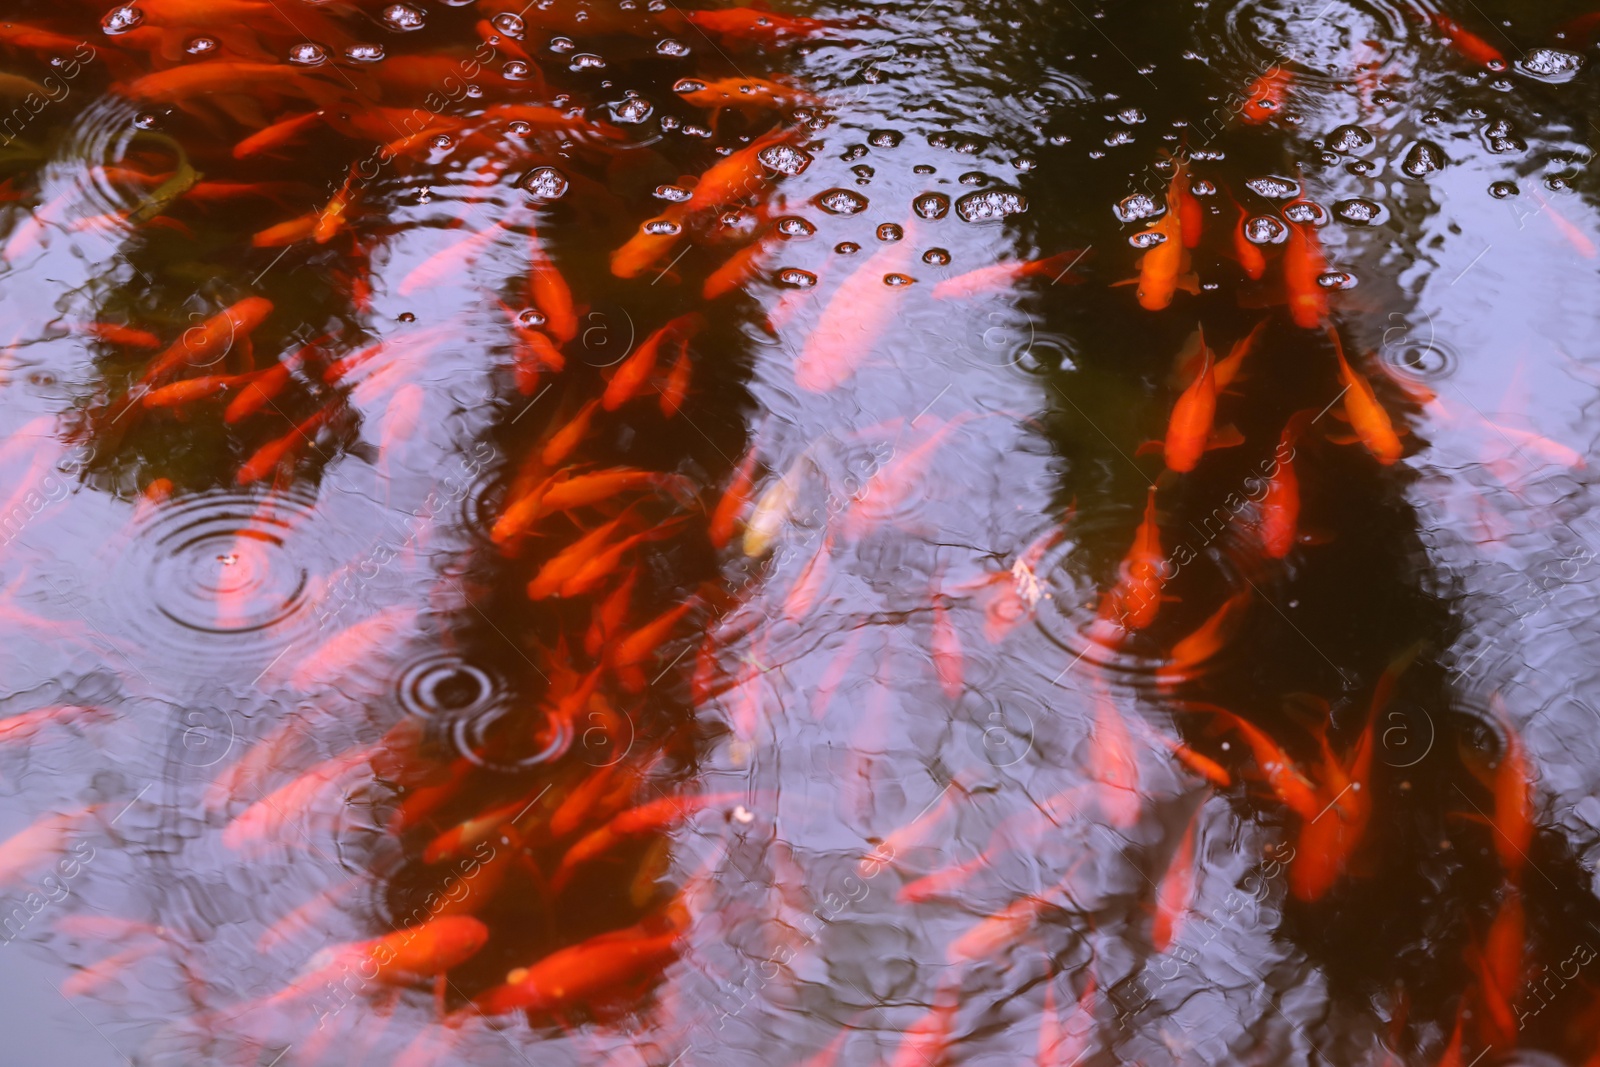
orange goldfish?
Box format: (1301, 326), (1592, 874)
(140, 296), (273, 388)
(1258, 410), (1311, 558)
(1330, 329), (1403, 465)
(1121, 211), (1198, 310)
(549, 792), (740, 891)
(610, 601), (697, 674)
(1038, 974), (1097, 1066)
(930, 248), (1090, 300)
(1162, 330), (1226, 472)
(1192, 703), (1321, 820)
(674, 75), (818, 112)
(843, 414), (975, 536)
(221, 744), (378, 850)
(784, 534), (834, 620)
(234, 405), (335, 485)
(0, 806), (99, 888)
(234, 110), (324, 159)
(1283, 220), (1328, 328)
(473, 922), (680, 1014)
(602, 313), (702, 411)
(930, 590), (964, 698)
(659, 344), (693, 417)
(883, 983), (959, 1067)
(710, 444), (761, 549)
(287, 605), (418, 690)
(85, 322), (162, 350)
(1157, 590), (1251, 684)
(0, 704), (110, 745)
(1231, 198), (1268, 280)
(1107, 486), (1168, 630)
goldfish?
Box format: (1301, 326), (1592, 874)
(610, 601), (697, 675)
(259, 916), (489, 1013)
(1283, 221), (1328, 329)
(140, 372), (256, 409)
(844, 414), (976, 536)
(704, 233), (780, 299)
(1289, 669), (1388, 902)
(784, 534), (834, 620)
(603, 313), (702, 411)
(711, 444), (761, 550)
(1172, 156), (1204, 249)
(1090, 681), (1141, 828)
(233, 109), (324, 159)
(744, 453), (811, 557)
(549, 792), (739, 891)
(221, 744), (378, 851)
(234, 404), (335, 485)
(1430, 14), (1504, 66)
(1119, 211), (1198, 310)
(61, 943), (163, 998)
(1192, 703), (1321, 820)
(883, 983), (959, 1067)
(252, 214), (317, 247)
(1258, 410), (1311, 557)
(1231, 198), (1268, 280)
(675, 75), (819, 112)
(930, 248), (1090, 300)
(947, 865), (1083, 963)
(286, 605), (418, 690)
(1329, 329), (1403, 465)
(473, 921), (680, 1015)
(1468, 694), (1535, 882)
(85, 322), (162, 350)
(1161, 330), (1228, 472)
(398, 221), (506, 296)
(1157, 590), (1251, 684)
(0, 704), (110, 746)
(659, 343), (693, 417)
(930, 590), (964, 698)
(1038, 974), (1097, 1067)
(1107, 486), (1168, 631)
(1151, 805), (1202, 952)
(794, 230), (917, 392)
(1240, 66), (1293, 124)
(226, 344), (311, 423)
(527, 235), (578, 343)
(0, 806), (99, 888)
(585, 569), (638, 657)
(139, 296), (274, 388)
(555, 519), (685, 599)
(1473, 885), (1525, 1045)
(1531, 190), (1599, 259)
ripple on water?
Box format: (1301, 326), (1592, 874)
(1197, 0), (1414, 97)
(1032, 497), (1275, 690)
(116, 489), (320, 672)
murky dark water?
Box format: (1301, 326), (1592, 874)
(2, 0), (1600, 1063)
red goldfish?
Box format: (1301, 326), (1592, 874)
(139, 296), (273, 388)
(684, 7), (846, 41)
(1431, 14), (1504, 66)
(710, 444), (761, 550)
(1240, 66), (1293, 124)
(221, 744), (378, 850)
(1231, 198), (1268, 280)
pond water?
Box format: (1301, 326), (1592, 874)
(0, 0), (1598, 1064)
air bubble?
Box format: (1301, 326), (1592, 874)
(836, 241), (861, 255)
(288, 42), (328, 66)
(1244, 215), (1287, 245)
(520, 166), (570, 201)
(1115, 193), (1162, 222)
(382, 4), (425, 31)
(776, 269), (817, 288)
(913, 193), (950, 220)
(955, 189), (1027, 223)
(923, 248), (951, 265)
(655, 184), (693, 202)
(1244, 175), (1301, 200)
(1317, 271), (1357, 289)
(876, 223), (903, 242)
(492, 13), (526, 38)
(344, 42), (385, 62)
(185, 36), (218, 55)
(656, 39), (689, 56)
(758, 144), (812, 175)
(815, 188), (869, 215)
(101, 5), (143, 34)
(883, 273), (915, 286)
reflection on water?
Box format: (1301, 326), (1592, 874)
(0, 0), (1599, 1063)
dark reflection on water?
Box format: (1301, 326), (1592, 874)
(0, 0), (1599, 1063)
